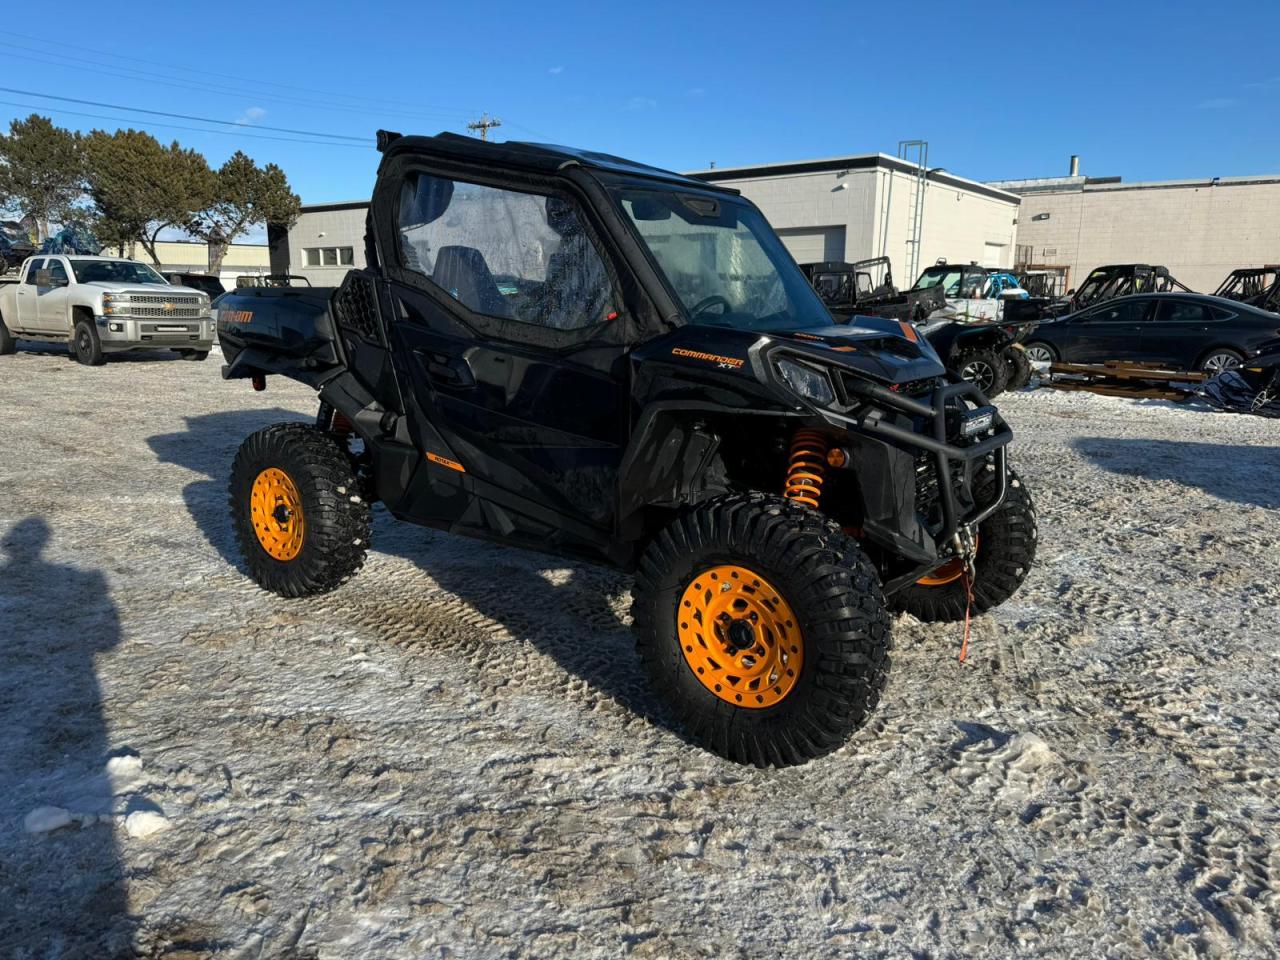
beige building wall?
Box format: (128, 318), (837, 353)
(688, 156), (1020, 288)
(1003, 176), (1280, 293)
(284, 204), (369, 286)
(103, 240), (270, 281)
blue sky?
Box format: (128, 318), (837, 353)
(3, 0), (1278, 211)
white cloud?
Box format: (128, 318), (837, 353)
(1196, 97), (1236, 110)
(625, 96), (658, 111)
(548, 66), (564, 75)
(236, 106), (267, 125)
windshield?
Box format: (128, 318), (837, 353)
(613, 188), (832, 331)
(69, 259), (168, 285)
(912, 266), (985, 297)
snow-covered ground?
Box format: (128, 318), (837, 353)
(1, 345), (1278, 959)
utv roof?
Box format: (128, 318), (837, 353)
(377, 130), (737, 194)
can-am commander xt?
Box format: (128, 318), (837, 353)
(217, 131), (1037, 767)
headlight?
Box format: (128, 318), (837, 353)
(102, 293), (131, 315)
(776, 357), (835, 406)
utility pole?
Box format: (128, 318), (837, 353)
(467, 113), (502, 141)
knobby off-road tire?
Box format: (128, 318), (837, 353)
(1004, 345), (1033, 391)
(891, 467), (1037, 624)
(229, 423), (371, 598)
(72, 318), (105, 366)
(632, 493), (892, 768)
(0, 313), (15, 355)
(955, 347), (1008, 398)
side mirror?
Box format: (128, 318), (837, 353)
(35, 268), (52, 287)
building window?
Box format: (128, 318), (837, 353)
(303, 246), (355, 268)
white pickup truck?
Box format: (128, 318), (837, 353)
(0, 255), (214, 365)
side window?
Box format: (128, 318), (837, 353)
(1163, 301), (1211, 324)
(1095, 300), (1150, 323)
(397, 173), (614, 331)
(47, 260), (68, 284)
(25, 259), (44, 285)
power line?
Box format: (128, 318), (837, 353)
(0, 98), (368, 149)
(0, 87), (368, 143)
(0, 31), (481, 119)
(0, 42), (477, 124)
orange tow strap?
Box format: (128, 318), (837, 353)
(959, 570), (975, 663)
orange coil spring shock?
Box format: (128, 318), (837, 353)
(783, 429), (829, 508)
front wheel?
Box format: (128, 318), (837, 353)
(955, 347), (1009, 397)
(632, 493), (892, 767)
(0, 314), (15, 355)
(72, 318), (105, 366)
(176, 349), (210, 361)
(1023, 341), (1056, 365)
(1004, 344), (1033, 390)
(891, 467), (1037, 623)
(229, 423), (371, 597)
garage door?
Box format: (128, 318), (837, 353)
(776, 226), (846, 264)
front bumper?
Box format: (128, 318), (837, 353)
(96, 315), (214, 351)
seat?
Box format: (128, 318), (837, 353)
(432, 245), (510, 317)
(537, 197), (610, 329)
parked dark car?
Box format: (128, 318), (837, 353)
(167, 272), (226, 298)
(1022, 293), (1280, 372)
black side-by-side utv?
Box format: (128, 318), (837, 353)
(216, 131), (1037, 767)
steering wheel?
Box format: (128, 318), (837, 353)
(689, 295), (732, 320)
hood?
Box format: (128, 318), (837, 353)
(81, 282), (206, 298)
(643, 317), (946, 387)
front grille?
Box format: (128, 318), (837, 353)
(132, 307), (201, 319)
(132, 294), (200, 306)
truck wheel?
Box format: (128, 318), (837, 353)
(632, 493), (892, 767)
(1004, 345), (1033, 390)
(72, 318), (105, 366)
(955, 347), (1008, 398)
(891, 468), (1037, 624)
(229, 423), (371, 598)
(0, 314), (15, 355)
(176, 349), (209, 361)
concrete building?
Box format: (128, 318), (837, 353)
(277, 153), (1021, 289)
(994, 169), (1280, 293)
(269, 201), (369, 286)
(687, 155), (1022, 282)
(102, 240), (270, 285)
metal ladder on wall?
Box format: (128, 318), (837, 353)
(897, 140), (928, 284)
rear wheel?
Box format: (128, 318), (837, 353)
(229, 423), (370, 597)
(1004, 345), (1033, 390)
(72, 318), (105, 366)
(632, 493), (892, 767)
(955, 347), (1009, 397)
(1198, 348), (1243, 374)
(0, 313), (15, 355)
(891, 468), (1037, 623)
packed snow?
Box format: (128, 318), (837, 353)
(1, 345), (1278, 958)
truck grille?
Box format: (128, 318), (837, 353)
(129, 293), (202, 319)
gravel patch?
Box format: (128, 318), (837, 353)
(1, 345), (1278, 958)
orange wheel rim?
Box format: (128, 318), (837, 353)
(916, 534), (980, 587)
(250, 467), (305, 561)
(677, 565), (803, 708)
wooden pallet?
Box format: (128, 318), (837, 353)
(1045, 360), (1206, 400)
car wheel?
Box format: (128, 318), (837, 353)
(891, 467), (1038, 623)
(955, 347), (1009, 397)
(1023, 342), (1055, 365)
(72, 318), (105, 366)
(632, 492), (892, 767)
(0, 313), (15, 355)
(1199, 349), (1244, 374)
(229, 423), (371, 597)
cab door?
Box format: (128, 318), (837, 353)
(14, 258), (43, 331)
(37, 258), (72, 333)
(374, 164), (633, 548)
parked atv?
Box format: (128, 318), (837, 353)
(803, 259), (1038, 396)
(216, 130), (1037, 767)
